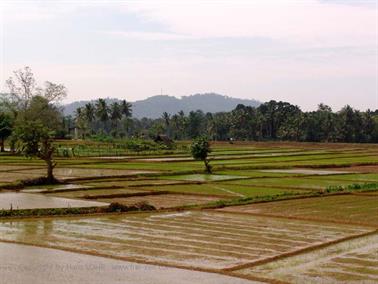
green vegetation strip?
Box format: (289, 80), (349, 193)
(0, 202), (156, 218)
(325, 183), (378, 193)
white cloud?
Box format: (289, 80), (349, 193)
(0, 1), (83, 22)
(1, 0), (376, 110)
(125, 0), (377, 47)
(104, 30), (196, 41)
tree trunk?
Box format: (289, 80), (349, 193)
(204, 159), (212, 174)
(0, 138), (4, 152)
(46, 159), (55, 183)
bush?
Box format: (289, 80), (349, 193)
(106, 202), (156, 213)
(325, 183), (378, 193)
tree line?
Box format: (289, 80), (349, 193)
(1, 67), (377, 183)
(70, 99), (378, 143)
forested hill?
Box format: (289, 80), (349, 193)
(63, 93), (261, 118)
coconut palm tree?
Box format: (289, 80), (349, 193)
(110, 102), (122, 136)
(121, 100), (132, 118)
(95, 99), (109, 133)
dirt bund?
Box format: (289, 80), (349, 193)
(331, 165), (378, 173)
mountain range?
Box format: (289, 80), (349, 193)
(63, 93), (261, 119)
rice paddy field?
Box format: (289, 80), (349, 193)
(0, 141), (377, 283)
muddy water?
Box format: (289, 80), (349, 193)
(0, 242), (256, 284)
(0, 192), (108, 210)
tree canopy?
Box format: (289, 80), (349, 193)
(191, 136), (212, 173)
(3, 67), (66, 183)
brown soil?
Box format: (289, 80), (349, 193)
(218, 195), (378, 227)
(331, 165), (378, 173)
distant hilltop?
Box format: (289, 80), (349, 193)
(63, 93), (261, 119)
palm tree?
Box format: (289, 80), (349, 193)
(178, 110), (187, 139)
(110, 102), (122, 136)
(95, 99), (109, 133)
(74, 107), (87, 138)
(121, 100), (132, 118)
(120, 100), (132, 137)
(84, 103), (95, 133)
(171, 114), (179, 139)
(162, 112), (170, 136)
(84, 103), (95, 122)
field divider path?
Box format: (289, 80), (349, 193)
(207, 184), (246, 197)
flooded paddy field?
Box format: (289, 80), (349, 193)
(0, 192), (108, 210)
(0, 242), (254, 284)
(0, 211), (372, 271)
(21, 183), (92, 193)
(1, 142), (378, 283)
(236, 233), (378, 283)
(47, 188), (150, 199)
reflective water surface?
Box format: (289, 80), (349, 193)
(0, 242), (255, 284)
(0, 192), (107, 210)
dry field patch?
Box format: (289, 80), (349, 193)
(219, 195), (378, 227)
(332, 165), (378, 173)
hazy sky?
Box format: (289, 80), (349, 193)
(0, 0), (377, 111)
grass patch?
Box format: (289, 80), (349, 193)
(221, 177), (372, 190)
(160, 174), (247, 182)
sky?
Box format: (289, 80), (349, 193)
(0, 0), (377, 111)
